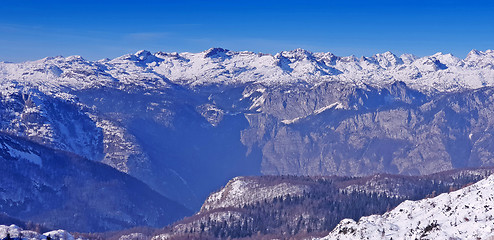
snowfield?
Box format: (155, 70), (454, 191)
(323, 174), (494, 239)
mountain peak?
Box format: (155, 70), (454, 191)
(203, 47), (230, 58)
(463, 49), (494, 69)
(134, 50), (152, 60)
(290, 48), (312, 53)
(41, 55), (64, 62)
(374, 51), (403, 67)
(466, 49), (484, 60)
(282, 48), (313, 58)
(400, 53), (418, 64)
(432, 52), (461, 66)
(381, 51), (395, 56)
(65, 55), (85, 62)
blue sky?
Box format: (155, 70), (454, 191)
(0, 0), (493, 62)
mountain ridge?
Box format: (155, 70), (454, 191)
(1, 48), (494, 94)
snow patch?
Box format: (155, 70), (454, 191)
(314, 102), (345, 114)
(282, 102), (344, 125)
(7, 145), (42, 166)
(0, 225), (76, 240)
(201, 177), (309, 212)
(281, 116), (303, 125)
(43, 230), (75, 240)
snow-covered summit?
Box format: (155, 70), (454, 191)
(1, 49), (494, 95)
(323, 174), (494, 239)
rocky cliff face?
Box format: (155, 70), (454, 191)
(2, 49), (494, 210)
(244, 83), (494, 177)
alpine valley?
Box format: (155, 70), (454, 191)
(1, 48), (494, 238)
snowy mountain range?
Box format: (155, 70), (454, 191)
(2, 48), (494, 92)
(323, 173), (494, 239)
(2, 48), (494, 216)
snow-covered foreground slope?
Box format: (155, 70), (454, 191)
(323, 174), (494, 240)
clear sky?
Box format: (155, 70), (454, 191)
(0, 0), (493, 62)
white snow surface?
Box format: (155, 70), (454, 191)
(0, 225), (39, 240)
(0, 225), (77, 240)
(1, 49), (494, 95)
(322, 174), (494, 240)
(282, 101), (345, 124)
(119, 233), (148, 240)
(6, 144), (42, 166)
(43, 230), (75, 240)
(200, 176), (309, 212)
